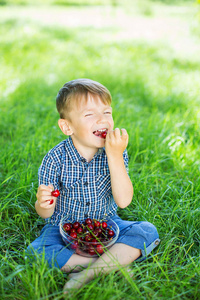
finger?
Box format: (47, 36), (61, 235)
(38, 190), (53, 196)
(48, 184), (54, 192)
(39, 201), (55, 209)
(37, 192), (53, 202)
(39, 196), (56, 202)
(121, 128), (128, 139)
(39, 184), (53, 192)
(113, 128), (120, 138)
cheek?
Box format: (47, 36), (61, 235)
(109, 117), (114, 129)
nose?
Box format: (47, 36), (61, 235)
(96, 113), (107, 124)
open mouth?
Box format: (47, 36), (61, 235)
(93, 129), (108, 139)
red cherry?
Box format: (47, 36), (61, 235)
(97, 228), (102, 235)
(108, 229), (115, 237)
(71, 240), (79, 249)
(89, 250), (95, 255)
(91, 239), (98, 246)
(85, 234), (92, 242)
(88, 246), (96, 256)
(51, 189), (60, 197)
(87, 224), (94, 231)
(101, 221), (107, 229)
(101, 131), (107, 139)
(73, 221), (80, 229)
(63, 223), (72, 231)
(85, 218), (92, 225)
(70, 232), (77, 239)
(77, 227), (83, 234)
(94, 220), (101, 228)
(96, 244), (104, 254)
(70, 228), (76, 234)
(93, 229), (99, 237)
(49, 199), (54, 205)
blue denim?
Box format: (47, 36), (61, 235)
(27, 214), (160, 268)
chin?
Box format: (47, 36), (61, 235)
(94, 140), (105, 148)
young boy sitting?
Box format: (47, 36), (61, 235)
(28, 78), (160, 292)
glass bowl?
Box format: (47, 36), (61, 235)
(59, 217), (119, 257)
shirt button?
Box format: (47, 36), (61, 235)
(86, 202), (90, 206)
(84, 181), (88, 186)
(81, 158), (87, 163)
(84, 213), (88, 218)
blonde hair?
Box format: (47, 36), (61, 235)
(56, 79), (112, 119)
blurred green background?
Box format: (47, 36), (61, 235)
(0, 0), (200, 299)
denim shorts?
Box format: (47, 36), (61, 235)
(27, 214), (160, 269)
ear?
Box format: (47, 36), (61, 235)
(58, 119), (73, 136)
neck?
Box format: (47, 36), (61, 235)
(70, 137), (99, 162)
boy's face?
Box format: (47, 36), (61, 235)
(65, 94), (114, 159)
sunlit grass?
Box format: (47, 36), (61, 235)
(0, 1), (200, 299)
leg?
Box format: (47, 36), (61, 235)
(61, 254), (98, 272)
(26, 224), (75, 269)
(63, 243), (141, 292)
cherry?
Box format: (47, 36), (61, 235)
(93, 229), (100, 237)
(101, 131), (107, 139)
(51, 189), (60, 197)
(101, 221), (108, 229)
(71, 240), (79, 249)
(87, 224), (94, 231)
(63, 223), (72, 231)
(96, 244), (104, 254)
(85, 234), (92, 242)
(73, 221), (80, 229)
(70, 228), (76, 234)
(108, 229), (115, 237)
(97, 228), (102, 235)
(85, 218), (92, 225)
(88, 249), (96, 255)
(94, 220), (101, 228)
(88, 246), (96, 256)
(77, 227), (83, 234)
(91, 239), (98, 246)
(70, 232), (77, 239)
(49, 189), (60, 205)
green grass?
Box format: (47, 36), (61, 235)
(0, 1), (200, 299)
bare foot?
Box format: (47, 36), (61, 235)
(63, 271), (90, 294)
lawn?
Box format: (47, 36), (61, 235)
(0, 0), (200, 299)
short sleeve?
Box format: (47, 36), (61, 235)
(38, 153), (60, 190)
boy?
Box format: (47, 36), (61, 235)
(28, 79), (159, 292)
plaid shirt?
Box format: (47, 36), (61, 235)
(38, 137), (129, 225)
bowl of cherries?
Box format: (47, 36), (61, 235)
(59, 217), (119, 257)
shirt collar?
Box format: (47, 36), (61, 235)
(65, 136), (104, 165)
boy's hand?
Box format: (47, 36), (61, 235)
(105, 128), (128, 158)
(36, 184), (57, 209)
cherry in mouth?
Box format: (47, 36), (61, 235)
(101, 131), (107, 139)
(93, 130), (107, 139)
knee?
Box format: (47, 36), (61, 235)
(140, 221), (159, 245)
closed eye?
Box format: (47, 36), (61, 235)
(104, 111), (112, 114)
(84, 113), (93, 117)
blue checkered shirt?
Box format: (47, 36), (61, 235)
(38, 137), (129, 225)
